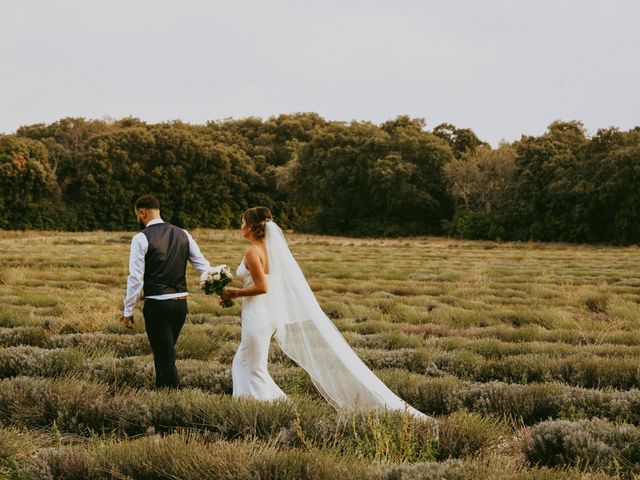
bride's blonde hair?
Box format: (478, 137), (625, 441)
(243, 206), (272, 240)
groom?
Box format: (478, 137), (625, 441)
(122, 194), (211, 389)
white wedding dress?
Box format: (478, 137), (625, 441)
(231, 221), (434, 422)
(232, 261), (289, 401)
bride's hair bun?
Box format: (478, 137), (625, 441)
(242, 206), (272, 239)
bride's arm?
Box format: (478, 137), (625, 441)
(221, 249), (268, 300)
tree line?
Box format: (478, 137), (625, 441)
(1, 114), (638, 244)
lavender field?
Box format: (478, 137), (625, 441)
(1, 230), (639, 479)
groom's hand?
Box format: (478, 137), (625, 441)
(122, 315), (134, 329)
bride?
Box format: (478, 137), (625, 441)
(220, 206), (433, 421)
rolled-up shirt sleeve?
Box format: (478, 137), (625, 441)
(184, 230), (211, 277)
(123, 233), (148, 317)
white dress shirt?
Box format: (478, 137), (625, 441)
(123, 218), (210, 317)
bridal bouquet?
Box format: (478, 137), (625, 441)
(199, 264), (235, 308)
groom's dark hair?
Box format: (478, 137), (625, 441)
(135, 194), (160, 210)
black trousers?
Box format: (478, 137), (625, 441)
(143, 298), (187, 389)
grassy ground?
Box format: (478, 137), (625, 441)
(1, 229), (639, 479)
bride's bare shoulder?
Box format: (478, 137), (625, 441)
(243, 246), (262, 264)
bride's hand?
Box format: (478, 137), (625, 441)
(220, 288), (236, 301)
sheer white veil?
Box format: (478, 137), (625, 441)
(264, 220), (434, 422)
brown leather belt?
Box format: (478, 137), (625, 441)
(144, 296), (188, 301)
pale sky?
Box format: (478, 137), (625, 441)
(1, 0), (638, 145)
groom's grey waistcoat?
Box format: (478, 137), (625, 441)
(142, 223), (190, 296)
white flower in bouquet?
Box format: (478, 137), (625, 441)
(200, 264), (234, 307)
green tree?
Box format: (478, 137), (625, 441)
(290, 116), (454, 235)
(444, 144), (517, 240)
(433, 123), (486, 159)
(507, 121), (589, 241)
(0, 136), (58, 229)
